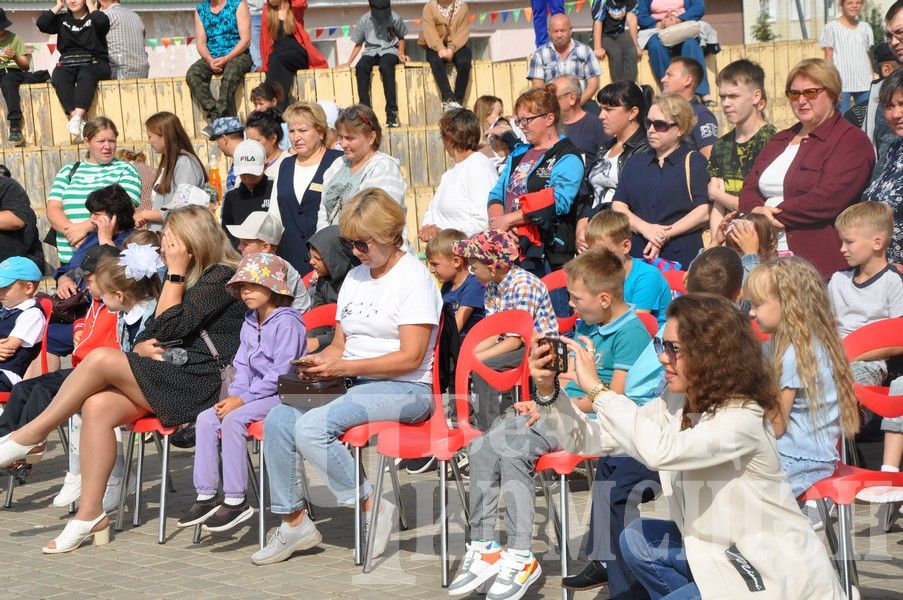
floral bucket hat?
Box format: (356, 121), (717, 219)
(226, 252), (293, 299)
(453, 228), (521, 269)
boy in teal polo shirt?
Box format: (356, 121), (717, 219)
(585, 210), (671, 326)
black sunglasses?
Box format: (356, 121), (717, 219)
(340, 107), (373, 127)
(653, 337), (681, 362)
(644, 118), (678, 133)
(339, 237), (371, 254)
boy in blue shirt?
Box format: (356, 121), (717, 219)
(426, 228), (485, 339)
(585, 209), (671, 325)
(0, 257), (45, 392)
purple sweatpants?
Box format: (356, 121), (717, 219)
(193, 397), (280, 499)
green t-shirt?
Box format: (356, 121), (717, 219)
(707, 123), (778, 196)
(49, 160), (142, 263)
(0, 31), (27, 71)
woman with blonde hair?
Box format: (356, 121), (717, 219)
(740, 58), (875, 278)
(139, 111), (208, 230)
(613, 93), (710, 267)
(0, 205), (244, 554)
(259, 0), (327, 111)
(266, 101), (343, 274)
(744, 257), (859, 501)
(252, 187), (442, 565)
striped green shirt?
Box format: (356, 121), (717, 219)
(49, 159), (142, 263)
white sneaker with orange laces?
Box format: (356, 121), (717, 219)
(448, 541), (502, 596)
(486, 550), (541, 600)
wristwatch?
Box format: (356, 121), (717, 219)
(166, 273), (186, 283)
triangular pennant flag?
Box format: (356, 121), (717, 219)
(48, 43), (57, 54)
(479, 12), (487, 24)
(525, 7), (533, 21)
(413, 19), (421, 26)
(173, 37), (184, 46)
(513, 9), (521, 23)
(161, 37), (172, 48)
(565, 1), (575, 13)
(490, 12), (498, 24)
(575, 0), (586, 12)
(315, 28), (325, 38)
(341, 25), (350, 37)
(469, 13), (476, 23)
(502, 11), (509, 22)
(147, 39), (158, 50)
(328, 27), (337, 36)
(187, 36), (195, 45)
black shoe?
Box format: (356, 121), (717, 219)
(8, 129), (23, 146)
(562, 560), (609, 590)
(404, 456), (437, 474)
(176, 497), (221, 528)
(201, 500), (255, 532)
(171, 424), (196, 449)
(386, 111), (401, 128)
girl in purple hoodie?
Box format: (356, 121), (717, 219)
(177, 252), (306, 534)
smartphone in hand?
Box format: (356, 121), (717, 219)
(539, 337), (568, 374)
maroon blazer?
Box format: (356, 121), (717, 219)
(739, 112), (875, 278)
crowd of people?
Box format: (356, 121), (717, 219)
(0, 1), (899, 600)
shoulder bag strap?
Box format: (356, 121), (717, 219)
(684, 151), (693, 203)
(199, 329), (226, 369)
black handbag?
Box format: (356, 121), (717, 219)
(278, 374), (347, 409)
(36, 290), (90, 324)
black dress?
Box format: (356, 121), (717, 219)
(127, 264), (244, 427)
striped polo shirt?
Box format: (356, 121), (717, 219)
(48, 159), (141, 263)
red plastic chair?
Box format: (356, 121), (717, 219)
(637, 312), (659, 338)
(362, 310), (535, 585)
(115, 417), (178, 544)
(541, 269), (578, 334)
(843, 317), (903, 418)
(662, 270), (687, 297)
(301, 303), (337, 331)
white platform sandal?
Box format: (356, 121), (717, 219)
(0, 435), (45, 467)
(42, 513), (110, 554)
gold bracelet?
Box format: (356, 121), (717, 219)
(587, 382), (608, 404)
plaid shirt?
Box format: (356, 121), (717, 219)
(103, 4), (149, 79)
(527, 40), (602, 88)
(485, 267), (558, 337)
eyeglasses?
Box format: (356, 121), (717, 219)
(513, 113), (550, 128)
(653, 337), (682, 363)
(339, 237), (371, 254)
(785, 87), (825, 102)
(340, 107), (373, 128)
(884, 29), (903, 43)
(644, 118), (678, 133)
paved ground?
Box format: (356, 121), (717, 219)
(0, 435), (901, 600)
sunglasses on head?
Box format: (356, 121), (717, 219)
(785, 87), (825, 102)
(644, 118), (678, 133)
(339, 237), (371, 254)
(341, 107), (372, 127)
(653, 337), (682, 362)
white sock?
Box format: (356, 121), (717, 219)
(224, 496), (244, 506)
(881, 465), (900, 472)
(197, 493), (215, 501)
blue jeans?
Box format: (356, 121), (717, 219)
(262, 380), (433, 513)
(620, 518), (700, 600)
(249, 13), (262, 71)
(838, 90), (869, 116)
(646, 34), (710, 97)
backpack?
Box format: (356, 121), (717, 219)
(435, 303), (461, 394)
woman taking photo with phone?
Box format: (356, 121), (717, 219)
(0, 205), (243, 554)
(534, 293), (844, 599)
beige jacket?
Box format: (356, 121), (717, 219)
(419, 0), (470, 53)
(538, 390), (845, 599)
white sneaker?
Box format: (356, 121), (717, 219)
(67, 116), (84, 137)
(52, 472), (81, 507)
(448, 542), (502, 596)
(856, 486), (903, 503)
(486, 550), (542, 600)
(102, 472), (138, 513)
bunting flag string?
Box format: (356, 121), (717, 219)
(25, 5), (573, 51)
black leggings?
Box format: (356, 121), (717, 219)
(424, 45), (472, 104)
(51, 62), (112, 114)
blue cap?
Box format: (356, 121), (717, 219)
(210, 117), (244, 140)
(0, 257), (42, 288)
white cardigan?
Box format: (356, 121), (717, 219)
(538, 390), (844, 599)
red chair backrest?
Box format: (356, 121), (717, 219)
(663, 270), (687, 296)
(842, 317), (903, 362)
(301, 303), (337, 331)
(637, 312), (659, 338)
(454, 309), (535, 435)
(541, 269), (578, 334)
(36, 297), (53, 375)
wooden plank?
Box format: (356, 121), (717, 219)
(172, 76), (201, 139)
(472, 60), (495, 106)
(394, 63), (412, 126)
(407, 128), (429, 187)
(331, 68), (355, 108)
(404, 187), (420, 251)
(120, 81), (144, 143)
(23, 85), (50, 147)
(368, 66), (387, 122)
(508, 59), (530, 102)
(405, 65), (428, 127)
(491, 62), (513, 118)
(424, 126), (446, 188)
(136, 79), (159, 131)
(314, 68), (336, 104)
(42, 84), (70, 147)
(240, 71), (264, 117)
(388, 128), (411, 185)
(1, 149), (25, 186)
(296, 69), (320, 104)
(97, 81), (125, 137)
(636, 54), (659, 90)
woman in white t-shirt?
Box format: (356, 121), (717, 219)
(418, 108), (497, 242)
(252, 188), (442, 566)
(820, 0), (874, 114)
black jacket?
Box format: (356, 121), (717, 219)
(579, 126), (649, 220)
